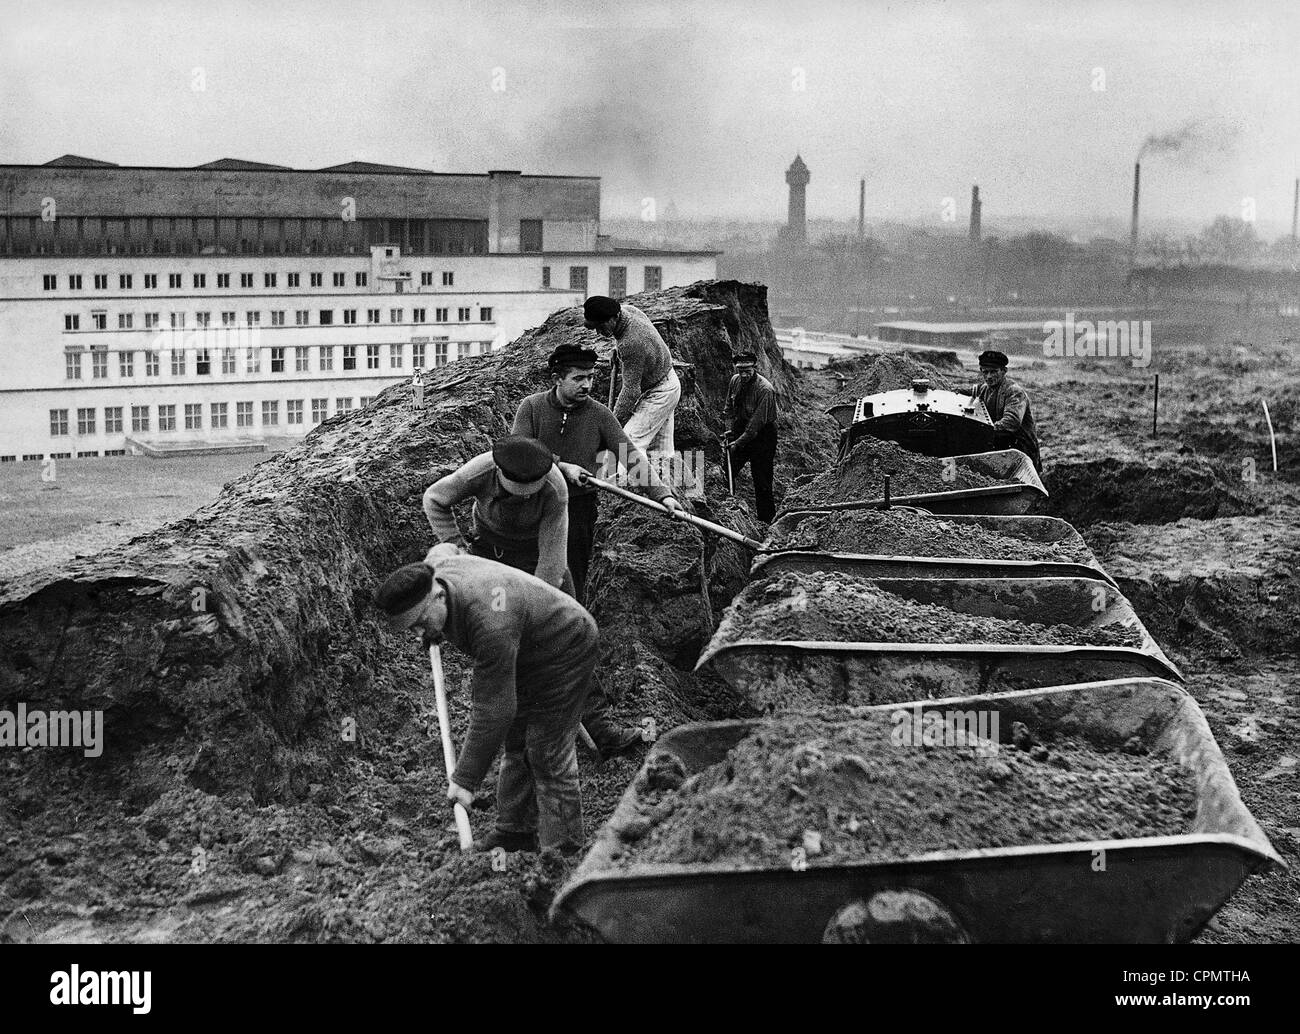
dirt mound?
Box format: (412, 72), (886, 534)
(608, 712), (1195, 869)
(828, 352), (959, 405)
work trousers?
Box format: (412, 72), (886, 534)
(494, 634), (599, 852)
(468, 538), (576, 597)
(623, 368), (681, 457)
(731, 422), (778, 523)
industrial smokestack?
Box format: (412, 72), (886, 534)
(969, 185), (981, 242)
(1293, 178), (1298, 243)
(1130, 162), (1141, 262)
(859, 178), (865, 238)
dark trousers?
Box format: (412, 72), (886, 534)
(468, 538), (575, 597)
(566, 492), (599, 603)
(731, 423), (778, 522)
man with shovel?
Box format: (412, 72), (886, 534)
(722, 351), (779, 523)
(374, 548), (598, 856)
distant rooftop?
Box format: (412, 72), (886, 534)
(876, 320), (1047, 333)
(21, 155), (594, 178)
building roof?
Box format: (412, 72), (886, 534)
(44, 154), (119, 168)
(315, 161), (435, 174)
(877, 321), (1047, 333)
(195, 158), (294, 171)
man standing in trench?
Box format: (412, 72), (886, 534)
(722, 350), (780, 523)
(512, 342), (684, 758)
(375, 547), (598, 855)
(963, 349), (1042, 472)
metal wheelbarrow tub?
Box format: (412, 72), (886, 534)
(552, 679), (1283, 943)
(756, 513), (1114, 586)
(697, 576), (1181, 709)
(779, 449), (1047, 519)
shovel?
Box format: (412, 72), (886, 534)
(720, 434), (734, 496)
(579, 472), (764, 550)
(429, 644), (474, 852)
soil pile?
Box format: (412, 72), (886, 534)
(609, 712), (1196, 868)
(721, 570), (1146, 649)
(764, 509), (1096, 565)
(828, 352), (958, 404)
(783, 437), (1003, 509)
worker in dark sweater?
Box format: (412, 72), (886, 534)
(962, 350), (1042, 472)
(513, 342), (683, 758)
(722, 351), (780, 523)
(422, 436), (573, 593)
(375, 551), (598, 855)
(583, 295), (681, 459)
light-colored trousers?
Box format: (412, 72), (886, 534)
(623, 367), (681, 457)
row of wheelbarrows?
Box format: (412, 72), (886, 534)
(550, 440), (1284, 943)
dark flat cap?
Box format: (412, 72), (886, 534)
(375, 562), (433, 616)
(731, 351), (757, 364)
(492, 435), (553, 487)
(548, 343), (599, 370)
(978, 350), (1009, 368)
(583, 296), (620, 327)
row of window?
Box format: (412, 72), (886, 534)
(49, 397), (375, 437)
(42, 270), (459, 292)
(63, 305), (492, 332)
(63, 340), (488, 380)
(542, 264), (662, 297)
(2, 452), (129, 461)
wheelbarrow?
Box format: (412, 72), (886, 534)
(755, 513), (1116, 586)
(551, 678), (1283, 943)
(779, 449), (1047, 519)
(697, 576), (1181, 711)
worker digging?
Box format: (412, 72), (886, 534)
(722, 350), (780, 523)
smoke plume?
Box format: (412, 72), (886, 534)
(1137, 118), (1243, 164)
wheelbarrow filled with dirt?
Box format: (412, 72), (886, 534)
(757, 511), (1114, 585)
(551, 678), (1283, 943)
(780, 439), (1047, 518)
(697, 573), (1180, 711)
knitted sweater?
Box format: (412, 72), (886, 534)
(724, 373), (779, 447)
(611, 305), (674, 423)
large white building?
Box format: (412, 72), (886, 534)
(0, 156), (718, 460)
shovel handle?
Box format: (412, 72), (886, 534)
(429, 644), (473, 852)
(579, 472), (763, 550)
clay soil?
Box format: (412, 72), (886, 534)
(609, 711), (1197, 869)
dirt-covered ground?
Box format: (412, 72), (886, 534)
(2, 285), (1295, 943)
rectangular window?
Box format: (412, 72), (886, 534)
(76, 408), (95, 435)
(356, 272), (368, 287)
(366, 308), (380, 324)
(389, 344), (403, 368)
(343, 346), (357, 371)
(144, 273), (158, 289)
(343, 309), (357, 325)
(521, 219), (544, 253)
(335, 397), (353, 414)
(211, 402), (228, 428)
(92, 348), (108, 379)
(261, 400), (278, 426)
(644, 265), (662, 291)
(420, 271), (433, 286)
(271, 347), (285, 372)
(171, 349), (186, 376)
(119, 274), (133, 290)
(435, 307), (448, 322)
(412, 342), (426, 368)
(50, 409), (69, 435)
(217, 273), (231, 289)
(412, 307), (426, 323)
(442, 271), (454, 286)
(66, 352), (82, 380)
(158, 404), (176, 431)
(245, 348), (261, 374)
(318, 346), (334, 371)
(196, 349), (211, 375)
(169, 311), (183, 328)
(319, 309), (333, 325)
(609, 266), (627, 299)
(185, 403), (202, 430)
(241, 273), (254, 288)
(69, 274), (83, 290)
(457, 341), (471, 360)
(569, 266), (588, 292)
(457, 307), (471, 322)
(92, 312), (107, 330)
(288, 272), (300, 288)
(118, 313), (134, 329)
(331, 272), (343, 287)
(64, 314), (80, 331)
(131, 405), (150, 432)
(434, 340), (448, 366)
(481, 306), (493, 322)
(311, 398), (329, 423)
(119, 350), (135, 377)
(271, 310), (285, 326)
(193, 273), (206, 288)
(222, 348), (236, 374)
(295, 309), (309, 325)
(542, 265), (551, 287)
(264, 272), (277, 288)
(169, 273), (182, 289)
(310, 272), (323, 287)
(287, 399), (303, 425)
(94, 274), (108, 290)
(105, 407), (123, 433)
(245, 311), (261, 326)
(366, 345), (380, 369)
(390, 308), (403, 323)
(295, 346), (310, 372)
(195, 311), (210, 327)
(236, 401), (254, 427)
(146, 351), (160, 376)
(144, 312), (159, 329)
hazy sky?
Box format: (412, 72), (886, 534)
(2, 0), (1298, 234)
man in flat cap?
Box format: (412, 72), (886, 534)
(583, 295), (681, 460)
(964, 350), (1041, 471)
(423, 435), (572, 591)
(374, 550), (598, 855)
(722, 351), (780, 523)
(512, 342), (684, 757)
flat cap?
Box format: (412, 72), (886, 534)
(583, 295), (621, 327)
(731, 351), (758, 364)
(548, 343), (599, 370)
(978, 350), (1009, 368)
(374, 562), (433, 617)
(492, 435), (553, 489)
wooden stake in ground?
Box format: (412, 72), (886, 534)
(1263, 398), (1278, 472)
(429, 644), (474, 851)
(1152, 374), (1159, 437)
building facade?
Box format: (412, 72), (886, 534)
(0, 157), (718, 460)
